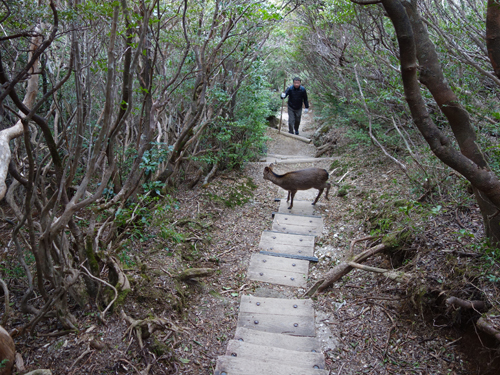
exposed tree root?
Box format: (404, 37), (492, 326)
(202, 160), (219, 187)
(445, 297), (500, 342)
(80, 264), (119, 322)
(106, 256), (131, 292)
(476, 314), (500, 342)
(348, 261), (412, 283)
(121, 310), (179, 350)
(68, 345), (92, 372)
(0, 277), (10, 325)
(445, 296), (488, 312)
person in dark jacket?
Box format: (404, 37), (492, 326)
(281, 77), (309, 135)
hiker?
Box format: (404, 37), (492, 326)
(281, 77), (309, 135)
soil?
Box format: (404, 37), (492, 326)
(2, 108), (499, 374)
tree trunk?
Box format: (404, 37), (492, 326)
(404, 0), (500, 244)
(381, 0), (500, 245)
(487, 0), (500, 79)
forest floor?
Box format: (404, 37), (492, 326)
(4, 108), (500, 374)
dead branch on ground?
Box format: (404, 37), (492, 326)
(306, 233), (411, 296)
(315, 138), (337, 157)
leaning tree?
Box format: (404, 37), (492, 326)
(337, 0), (500, 246)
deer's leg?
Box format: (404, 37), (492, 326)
(286, 191), (291, 203)
(312, 188), (324, 205)
(288, 190), (296, 209)
(325, 183), (331, 200)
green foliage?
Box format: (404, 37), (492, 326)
(117, 248), (136, 268)
(0, 359), (9, 370)
(199, 66), (272, 171)
(0, 251), (35, 279)
(140, 143), (173, 180)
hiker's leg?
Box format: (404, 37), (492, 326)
(294, 109), (302, 134)
(288, 106), (295, 134)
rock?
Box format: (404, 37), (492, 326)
(267, 115), (279, 129)
(24, 371), (53, 375)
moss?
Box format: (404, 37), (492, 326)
(382, 230), (411, 249)
(393, 199), (408, 207)
(151, 337), (172, 356)
(410, 282), (429, 316)
(337, 184), (354, 197)
(115, 288), (131, 305)
(85, 236), (99, 275)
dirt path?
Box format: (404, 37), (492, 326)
(17, 109), (476, 374)
(203, 109), (471, 375)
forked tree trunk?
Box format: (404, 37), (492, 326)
(380, 0), (500, 246)
(403, 0), (500, 244)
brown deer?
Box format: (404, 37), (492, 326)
(263, 164), (330, 209)
(0, 326), (15, 375)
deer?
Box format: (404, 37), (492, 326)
(263, 164), (331, 209)
(0, 325), (15, 375)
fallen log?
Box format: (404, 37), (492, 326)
(307, 242), (388, 296)
(175, 268), (215, 281)
(306, 232), (411, 296)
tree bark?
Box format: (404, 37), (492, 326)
(487, 0), (500, 79)
(0, 31), (43, 200)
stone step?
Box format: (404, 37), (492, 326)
(214, 356), (329, 375)
(224, 340), (326, 369)
(233, 327), (322, 352)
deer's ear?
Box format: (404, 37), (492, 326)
(268, 163), (274, 169)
